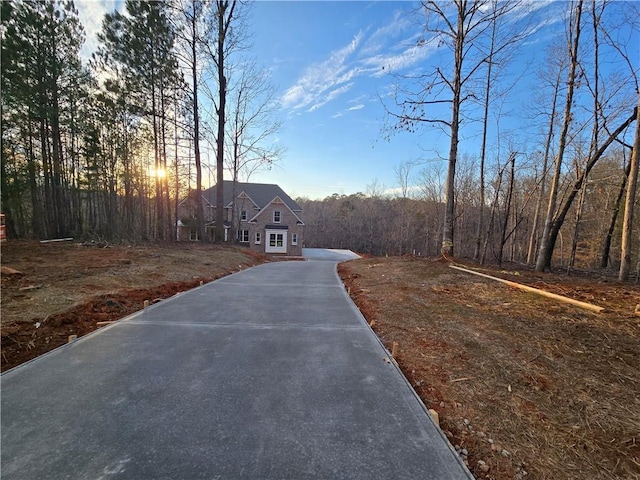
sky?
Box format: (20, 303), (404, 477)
(76, 0), (639, 200)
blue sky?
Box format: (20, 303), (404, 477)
(77, 1), (639, 200)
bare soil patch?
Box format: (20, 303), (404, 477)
(339, 256), (640, 480)
(1, 240), (269, 371)
(3, 242), (639, 479)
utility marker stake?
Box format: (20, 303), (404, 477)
(428, 409), (440, 427)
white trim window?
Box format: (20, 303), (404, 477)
(265, 229), (287, 254)
(292, 233), (298, 245)
(238, 229), (249, 243)
(241, 210), (247, 221)
(255, 232), (261, 244)
(270, 233), (283, 247)
(273, 210), (281, 223)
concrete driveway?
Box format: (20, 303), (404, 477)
(302, 247), (361, 262)
(1, 251), (472, 479)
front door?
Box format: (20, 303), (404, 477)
(265, 229), (287, 254)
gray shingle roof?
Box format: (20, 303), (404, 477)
(202, 181), (302, 212)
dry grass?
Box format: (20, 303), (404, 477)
(339, 256), (640, 480)
(1, 240), (269, 371)
(2, 242), (639, 478)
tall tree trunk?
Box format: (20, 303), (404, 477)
(40, 116), (53, 238)
(538, 109), (636, 271)
(173, 94), (180, 242)
(161, 87), (170, 240)
(527, 70), (561, 264)
(619, 99), (640, 281)
(26, 108), (43, 238)
(151, 77), (163, 240)
(568, 179), (587, 272)
(481, 161), (506, 265)
(498, 153), (516, 266)
(47, 7), (65, 238)
(536, 0), (583, 272)
(473, 4), (498, 261)
(569, 0), (601, 273)
(442, 6), (464, 257)
(123, 109), (133, 239)
(214, 0), (235, 243)
(600, 159), (631, 268)
(191, 1), (205, 242)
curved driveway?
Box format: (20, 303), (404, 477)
(1, 248), (472, 479)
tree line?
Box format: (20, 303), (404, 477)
(378, 0), (638, 278)
(1, 0), (638, 279)
(1, 0), (280, 242)
(298, 151), (633, 275)
(303, 1), (638, 279)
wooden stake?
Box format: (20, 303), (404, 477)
(392, 341), (398, 358)
(144, 300), (149, 308)
(449, 265), (605, 313)
(96, 321), (116, 326)
(428, 409), (440, 427)
(450, 377), (474, 383)
(200, 280), (204, 286)
(40, 238), (73, 243)
(369, 320), (375, 327)
(68, 335), (77, 343)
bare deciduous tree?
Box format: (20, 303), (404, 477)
(619, 100), (640, 280)
(384, 0), (522, 257)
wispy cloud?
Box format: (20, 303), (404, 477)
(280, 8), (433, 114)
(348, 104), (365, 111)
(307, 83), (355, 112)
(360, 10), (412, 56)
(280, 0), (551, 115)
(363, 41), (436, 78)
(281, 33), (363, 111)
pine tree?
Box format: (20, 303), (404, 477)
(1, 0), (86, 239)
(97, 0), (180, 240)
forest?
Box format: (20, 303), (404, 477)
(1, 0), (639, 278)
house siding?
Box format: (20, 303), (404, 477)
(246, 199), (304, 256)
(177, 182), (304, 256)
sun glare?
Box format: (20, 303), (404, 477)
(149, 168), (167, 179)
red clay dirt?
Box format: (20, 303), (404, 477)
(1, 240), (270, 372)
(339, 256), (640, 480)
(2, 242), (639, 480)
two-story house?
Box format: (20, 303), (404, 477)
(177, 181), (304, 256)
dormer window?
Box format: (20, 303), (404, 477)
(273, 211), (281, 223)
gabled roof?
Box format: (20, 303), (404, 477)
(202, 181), (302, 212)
(247, 195), (305, 225)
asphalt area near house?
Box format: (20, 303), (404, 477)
(1, 248), (473, 479)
